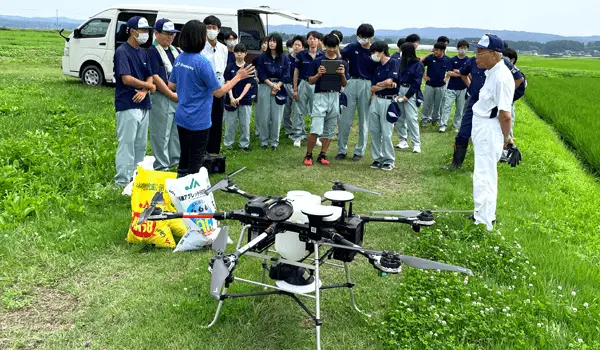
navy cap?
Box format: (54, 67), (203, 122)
(339, 92), (348, 109)
(386, 101), (401, 123)
(275, 87), (288, 105)
(155, 18), (180, 33)
(471, 34), (504, 53)
(127, 16), (153, 30)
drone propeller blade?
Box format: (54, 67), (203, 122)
(227, 166), (247, 178)
(150, 191), (165, 206)
(211, 226), (229, 253)
(328, 180), (382, 197)
(371, 210), (423, 218)
(429, 209), (474, 213)
(137, 205), (156, 225)
(210, 258), (229, 299)
(397, 255), (473, 276)
(204, 179), (229, 195)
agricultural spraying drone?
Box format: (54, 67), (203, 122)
(138, 167), (473, 350)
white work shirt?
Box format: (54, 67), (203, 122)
(202, 41), (228, 85)
(473, 59), (515, 119)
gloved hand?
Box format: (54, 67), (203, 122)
(506, 144), (522, 167)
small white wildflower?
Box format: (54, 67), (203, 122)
(506, 313), (511, 317)
(489, 307), (494, 311)
(501, 236), (505, 241)
(532, 266), (536, 269)
(572, 307), (578, 312)
(3, 234), (7, 238)
(517, 252), (522, 255)
(559, 294), (563, 298)
(409, 297), (413, 301)
(494, 246), (499, 252)
(578, 338), (584, 343)
(480, 310), (485, 315)
(434, 313), (439, 319)
(183, 287), (188, 291)
(466, 293), (472, 297)
(429, 331), (434, 336)
(509, 259), (514, 263)
(584, 302), (589, 308)
(434, 333), (438, 337)
(533, 272), (537, 276)
(407, 308), (413, 312)
(441, 320), (447, 326)
(571, 291), (576, 297)
(444, 298), (451, 303)
(537, 323), (543, 328)
(497, 291), (502, 295)
(513, 275), (517, 280)
(558, 285), (563, 290)
(390, 330), (396, 335)
(514, 228), (519, 232)
(421, 296), (427, 301)
(529, 284), (533, 287)
(525, 260), (529, 264)
(525, 299), (531, 304)
(430, 276), (434, 280)
(443, 281), (448, 286)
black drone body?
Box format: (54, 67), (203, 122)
(142, 167), (473, 350)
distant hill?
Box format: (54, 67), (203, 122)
(0, 15), (82, 30)
(1, 15), (599, 44)
(269, 25), (600, 44)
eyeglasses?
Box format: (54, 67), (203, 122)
(159, 31), (176, 37)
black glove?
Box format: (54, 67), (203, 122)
(506, 144), (522, 167)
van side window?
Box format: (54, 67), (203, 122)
(80, 19), (111, 38)
(238, 11), (265, 51)
(115, 12), (158, 49)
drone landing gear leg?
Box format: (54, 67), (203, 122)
(313, 242), (322, 350)
(203, 287), (228, 329)
(344, 262), (371, 318)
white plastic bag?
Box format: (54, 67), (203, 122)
(122, 156), (156, 196)
(166, 168), (220, 249)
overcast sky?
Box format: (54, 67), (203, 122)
(1, 0), (596, 37)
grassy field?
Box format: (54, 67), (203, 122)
(1, 29), (600, 350)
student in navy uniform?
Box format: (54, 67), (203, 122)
(421, 42), (450, 126)
(252, 37), (268, 137)
(292, 31), (324, 147)
(337, 23), (378, 162)
(391, 38), (405, 61)
(330, 30), (344, 56)
(225, 31), (238, 66)
(502, 48), (526, 137)
(444, 42), (524, 169)
(282, 37), (306, 138)
(303, 34), (349, 166)
(396, 42), (424, 153)
(202, 15), (229, 155)
(223, 43), (254, 151)
(368, 41), (400, 170)
(255, 33), (291, 150)
(437, 36), (450, 46)
(147, 18), (181, 172)
(113, 16), (155, 187)
(440, 40), (470, 133)
(168, 20), (254, 177)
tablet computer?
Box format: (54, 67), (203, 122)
(322, 60), (342, 74)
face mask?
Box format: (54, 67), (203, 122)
(358, 37), (369, 45)
(136, 32), (149, 44)
(371, 53), (381, 63)
(288, 47), (294, 54)
(459, 49), (466, 55)
(207, 29), (218, 41)
(226, 40), (237, 48)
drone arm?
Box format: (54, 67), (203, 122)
(233, 223), (279, 258)
(223, 185), (256, 199)
(360, 215), (415, 225)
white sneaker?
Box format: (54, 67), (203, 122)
(316, 139), (322, 147)
(396, 140), (409, 149)
(439, 126), (447, 133)
(413, 146), (421, 153)
(293, 140), (301, 148)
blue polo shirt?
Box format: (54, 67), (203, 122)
(287, 53), (297, 79)
(295, 49), (323, 81)
(307, 56), (350, 93)
(114, 42), (152, 112)
(390, 52), (401, 61)
(372, 58), (400, 97)
(399, 60), (424, 100)
(460, 57), (486, 99)
(169, 52), (221, 131)
(256, 52), (291, 84)
(422, 54), (451, 87)
(514, 70), (526, 101)
(224, 61), (254, 106)
(446, 55), (469, 91)
(227, 51), (235, 66)
(147, 45), (177, 84)
(341, 42), (378, 79)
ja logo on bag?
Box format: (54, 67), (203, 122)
(185, 178), (202, 191)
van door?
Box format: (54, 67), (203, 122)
(237, 8), (322, 62)
(69, 18), (112, 72)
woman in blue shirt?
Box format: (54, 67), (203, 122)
(168, 20), (254, 177)
(368, 41), (400, 170)
(397, 42), (424, 154)
(255, 33), (292, 150)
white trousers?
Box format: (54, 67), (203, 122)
(472, 115), (504, 231)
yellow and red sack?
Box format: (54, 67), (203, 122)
(126, 167), (187, 248)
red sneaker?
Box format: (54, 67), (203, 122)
(317, 154), (330, 165)
(304, 154), (313, 166)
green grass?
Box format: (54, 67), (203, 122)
(519, 55), (600, 72)
(1, 30), (600, 350)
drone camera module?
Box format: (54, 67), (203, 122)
(332, 216), (365, 262)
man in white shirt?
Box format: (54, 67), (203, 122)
(470, 34), (516, 231)
(202, 15), (229, 154)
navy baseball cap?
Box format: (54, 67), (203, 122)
(275, 88), (288, 105)
(155, 19), (180, 33)
(339, 92), (348, 109)
(386, 101), (401, 123)
(471, 34), (504, 52)
(127, 16), (153, 30)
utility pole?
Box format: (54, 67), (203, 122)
(56, 9), (59, 30)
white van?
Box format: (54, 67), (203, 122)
(60, 4), (321, 86)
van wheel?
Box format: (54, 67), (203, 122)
(81, 64), (104, 86)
